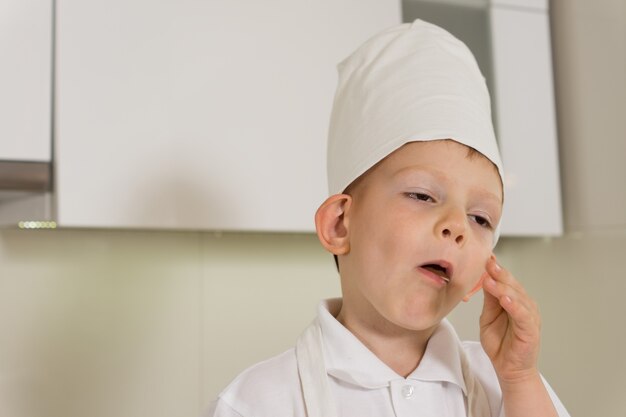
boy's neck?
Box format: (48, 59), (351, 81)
(335, 305), (436, 378)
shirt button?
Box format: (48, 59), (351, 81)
(401, 384), (415, 398)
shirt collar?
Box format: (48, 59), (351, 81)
(317, 298), (467, 394)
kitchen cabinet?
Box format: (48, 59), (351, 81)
(0, 0), (52, 162)
(403, 0), (563, 236)
(3, 0), (563, 235)
(54, 0), (402, 231)
(490, 1), (562, 235)
(0, 0), (53, 226)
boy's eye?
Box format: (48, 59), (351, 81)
(470, 214), (492, 229)
(406, 192), (434, 202)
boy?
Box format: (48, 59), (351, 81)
(208, 20), (570, 416)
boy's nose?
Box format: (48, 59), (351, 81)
(435, 209), (466, 246)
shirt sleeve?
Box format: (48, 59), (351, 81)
(494, 376), (571, 417)
(203, 398), (245, 417)
(462, 341), (571, 417)
(539, 374), (571, 417)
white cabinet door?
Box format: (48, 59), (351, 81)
(403, 0), (562, 236)
(490, 4), (563, 235)
(55, 0), (402, 231)
(0, 0), (51, 162)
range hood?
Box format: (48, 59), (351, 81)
(0, 161), (55, 228)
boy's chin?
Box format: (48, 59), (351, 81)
(387, 311), (449, 333)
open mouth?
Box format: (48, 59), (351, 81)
(420, 262), (451, 283)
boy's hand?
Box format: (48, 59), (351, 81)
(479, 256), (541, 385)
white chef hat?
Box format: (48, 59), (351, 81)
(326, 19), (504, 245)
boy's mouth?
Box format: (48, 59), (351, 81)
(419, 261), (452, 283)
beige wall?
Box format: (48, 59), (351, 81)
(2, 230), (625, 417)
(0, 230), (341, 417)
(1, 0), (624, 416)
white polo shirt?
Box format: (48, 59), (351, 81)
(207, 299), (570, 417)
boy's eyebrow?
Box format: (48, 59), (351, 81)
(470, 188), (503, 207)
(391, 166), (441, 183)
(392, 166), (503, 205)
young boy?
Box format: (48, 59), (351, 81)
(208, 20), (570, 417)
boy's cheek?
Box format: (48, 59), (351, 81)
(477, 241), (494, 264)
(463, 250), (492, 289)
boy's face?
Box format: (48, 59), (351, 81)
(339, 139), (503, 334)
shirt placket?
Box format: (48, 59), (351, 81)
(389, 379), (451, 417)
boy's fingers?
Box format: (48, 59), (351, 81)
(486, 257), (525, 294)
(481, 257), (541, 331)
(480, 279), (505, 324)
(486, 259), (533, 315)
(483, 276), (532, 317)
(482, 274), (540, 335)
(480, 299), (501, 331)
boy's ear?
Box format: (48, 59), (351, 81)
(315, 194), (352, 255)
(463, 272), (487, 302)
